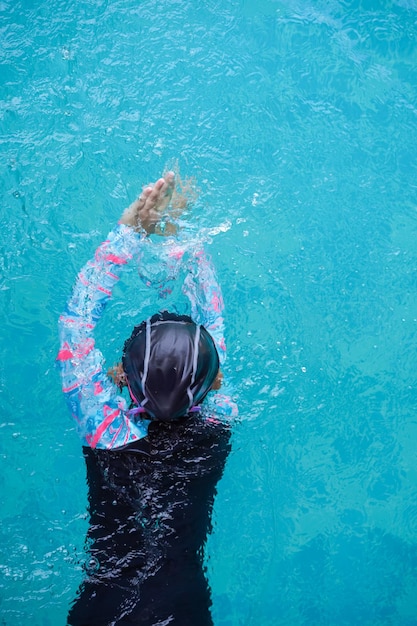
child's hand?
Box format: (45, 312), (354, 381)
(120, 171), (175, 234)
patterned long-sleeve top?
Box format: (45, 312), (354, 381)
(57, 224), (237, 450)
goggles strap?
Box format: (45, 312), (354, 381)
(186, 324), (200, 409)
(140, 317), (152, 408)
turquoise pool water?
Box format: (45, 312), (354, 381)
(2, 0), (417, 623)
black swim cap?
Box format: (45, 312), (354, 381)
(122, 312), (220, 422)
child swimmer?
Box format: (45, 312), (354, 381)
(57, 171), (237, 625)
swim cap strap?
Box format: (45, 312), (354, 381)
(140, 317), (152, 409)
(186, 324), (201, 409)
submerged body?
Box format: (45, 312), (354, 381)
(58, 175), (236, 625)
(70, 418), (230, 625)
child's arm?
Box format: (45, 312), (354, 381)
(58, 173), (176, 449)
(183, 248), (238, 418)
(183, 248), (226, 365)
(57, 225), (150, 449)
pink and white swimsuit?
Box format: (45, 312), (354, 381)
(57, 224), (237, 450)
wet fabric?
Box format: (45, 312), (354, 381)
(57, 225), (237, 450)
(68, 416), (231, 626)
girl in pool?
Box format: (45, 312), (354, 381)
(57, 171), (237, 626)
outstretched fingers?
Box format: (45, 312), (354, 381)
(146, 178), (166, 207)
(119, 171), (176, 233)
(137, 172), (176, 233)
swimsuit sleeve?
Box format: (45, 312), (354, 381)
(183, 247), (238, 419)
(57, 224), (150, 449)
(183, 248), (227, 364)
